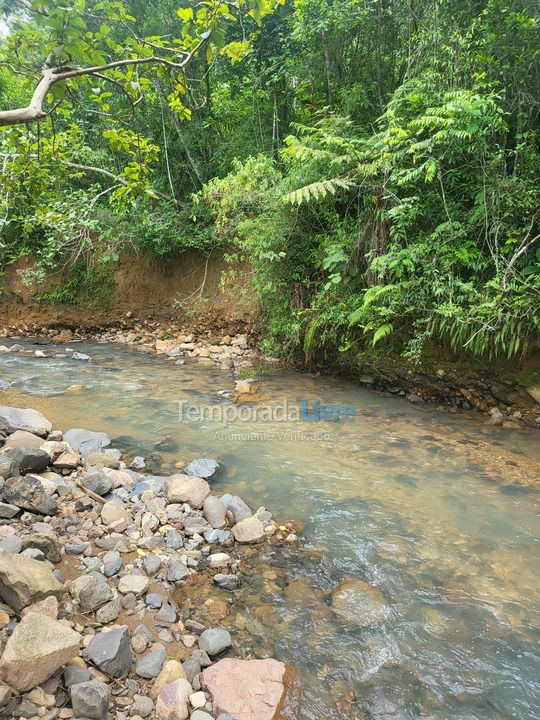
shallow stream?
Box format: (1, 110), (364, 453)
(0, 340), (539, 720)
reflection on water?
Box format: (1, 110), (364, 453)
(1, 340), (539, 720)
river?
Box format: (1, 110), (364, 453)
(0, 340), (539, 720)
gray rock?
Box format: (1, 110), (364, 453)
(96, 597), (121, 624)
(167, 558), (189, 582)
(21, 547), (45, 561)
(142, 555), (161, 576)
(2, 474), (58, 515)
(135, 646), (166, 678)
(72, 351), (90, 361)
(103, 556), (123, 578)
(145, 592), (163, 609)
(182, 658), (201, 683)
(63, 666), (92, 687)
(70, 573), (114, 612)
(0, 502), (20, 519)
(65, 543), (85, 555)
(204, 529), (231, 545)
(0, 548), (63, 611)
(0, 458), (16, 480)
(191, 712), (214, 720)
(21, 532), (61, 563)
(213, 573), (240, 591)
(86, 626), (132, 678)
(0, 536), (21, 554)
(203, 496), (226, 529)
(130, 694), (154, 717)
(185, 459), (219, 479)
(226, 495), (252, 522)
(190, 649), (212, 667)
(155, 603), (176, 624)
(166, 529), (183, 550)
(183, 515), (211, 536)
(198, 628), (232, 656)
(130, 456), (146, 470)
(63, 428), (110, 458)
(80, 471), (113, 496)
(0, 406), (52, 437)
(70, 680), (110, 720)
(216, 715), (237, 720)
(6, 447), (50, 474)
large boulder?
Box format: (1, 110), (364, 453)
(201, 658), (300, 720)
(0, 406), (52, 437)
(165, 474), (210, 508)
(330, 579), (389, 627)
(0, 613), (81, 691)
(2, 474), (58, 515)
(63, 428), (110, 457)
(0, 549), (64, 611)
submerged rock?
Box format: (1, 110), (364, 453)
(331, 579), (389, 628)
(202, 657), (300, 720)
(0, 549), (63, 611)
(0, 613), (81, 691)
(185, 458), (219, 479)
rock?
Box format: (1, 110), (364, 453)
(226, 495), (252, 522)
(70, 680), (110, 720)
(190, 690), (206, 708)
(72, 351), (90, 361)
(152, 660), (187, 699)
(80, 471), (113, 496)
(331, 579), (389, 627)
(70, 573), (114, 612)
(86, 450), (121, 469)
(203, 496), (226, 529)
(96, 597), (122, 624)
(103, 554), (123, 577)
(64, 665), (92, 687)
(101, 499), (130, 526)
(0, 535), (21, 553)
(0, 406), (52, 437)
(213, 573), (240, 591)
(155, 677), (192, 720)
(208, 553), (231, 569)
(2, 474), (58, 515)
(232, 517), (265, 544)
(526, 384), (540, 404)
(204, 529), (231, 545)
(0, 613), (81, 691)
(6, 447), (50, 473)
(21, 532), (61, 563)
(184, 459), (219, 479)
(0, 549), (63, 611)
(130, 456), (146, 470)
(20, 597), (58, 624)
(201, 658), (299, 720)
(167, 558), (189, 583)
(198, 628), (232, 656)
(146, 592), (163, 609)
(0, 457), (16, 480)
(0, 502), (19, 518)
(3, 430), (43, 450)
(191, 712), (213, 720)
(183, 515), (211, 536)
(63, 428), (110, 457)
(130, 694), (154, 717)
(143, 555), (161, 576)
(155, 603), (177, 624)
(135, 646), (166, 678)
(165, 474), (210, 508)
(86, 626), (132, 678)
(118, 574), (149, 595)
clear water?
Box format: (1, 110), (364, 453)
(1, 340), (539, 720)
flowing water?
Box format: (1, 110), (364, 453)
(1, 340), (539, 720)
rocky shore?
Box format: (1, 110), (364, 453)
(0, 405), (301, 720)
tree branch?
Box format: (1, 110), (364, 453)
(0, 33), (208, 127)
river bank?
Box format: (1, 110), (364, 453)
(0, 403), (305, 720)
(1, 315), (540, 431)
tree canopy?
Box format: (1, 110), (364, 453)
(0, 0), (539, 361)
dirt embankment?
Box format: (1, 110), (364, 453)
(1, 252), (540, 429)
(0, 251), (254, 328)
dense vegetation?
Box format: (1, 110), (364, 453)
(0, 0), (539, 362)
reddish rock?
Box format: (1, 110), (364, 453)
(201, 657), (300, 720)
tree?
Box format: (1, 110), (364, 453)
(0, 0), (280, 127)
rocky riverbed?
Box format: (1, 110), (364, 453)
(0, 404), (303, 720)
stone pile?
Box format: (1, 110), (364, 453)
(0, 405), (300, 720)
